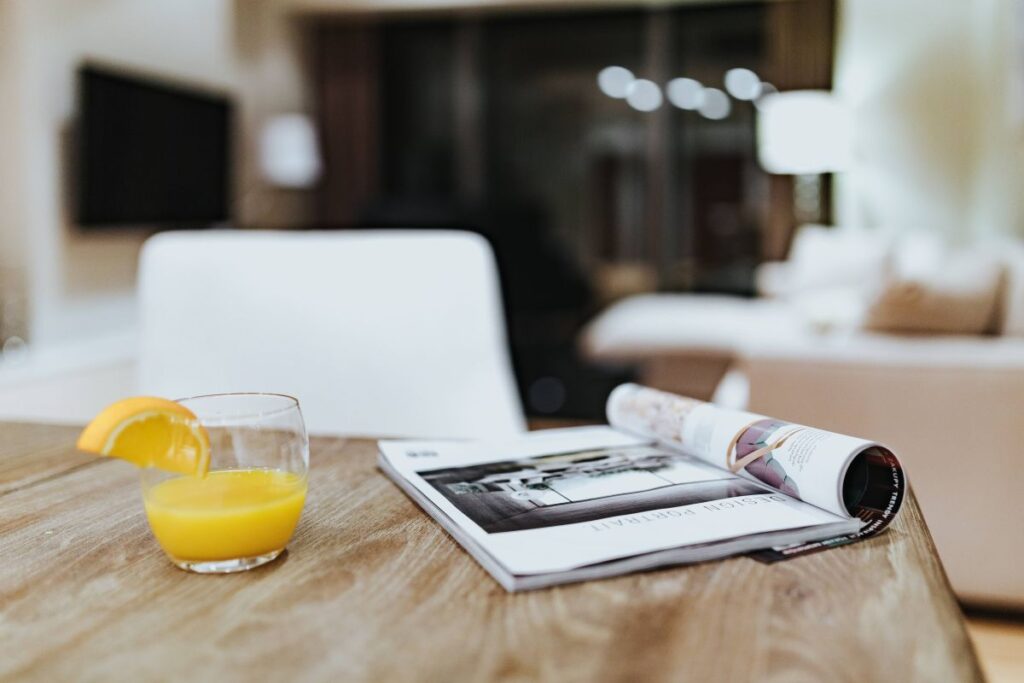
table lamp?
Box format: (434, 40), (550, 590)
(756, 90), (851, 224)
(259, 114), (323, 189)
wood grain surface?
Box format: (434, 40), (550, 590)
(0, 422), (982, 682)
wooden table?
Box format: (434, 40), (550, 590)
(0, 422), (982, 682)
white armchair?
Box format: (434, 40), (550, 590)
(139, 230), (525, 439)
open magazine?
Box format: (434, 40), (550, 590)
(378, 384), (906, 591)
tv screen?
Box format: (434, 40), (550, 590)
(76, 65), (233, 227)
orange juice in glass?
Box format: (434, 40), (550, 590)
(140, 393), (309, 573)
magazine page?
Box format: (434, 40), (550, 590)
(606, 384), (905, 542)
(378, 427), (859, 580)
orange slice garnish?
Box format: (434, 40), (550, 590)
(77, 397), (210, 475)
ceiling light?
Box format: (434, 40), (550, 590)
(724, 68), (762, 100)
(666, 78), (705, 110)
(698, 88), (731, 120)
(597, 66), (635, 99)
(626, 79), (663, 112)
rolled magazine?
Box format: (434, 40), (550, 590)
(378, 384), (907, 590)
(607, 383), (905, 558)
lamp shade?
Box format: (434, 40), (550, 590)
(757, 91), (851, 174)
(259, 114), (322, 189)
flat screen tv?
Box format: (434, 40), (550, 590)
(76, 65), (233, 228)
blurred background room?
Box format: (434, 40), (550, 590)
(1, 0), (1022, 677)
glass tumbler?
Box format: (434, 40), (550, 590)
(140, 393), (309, 573)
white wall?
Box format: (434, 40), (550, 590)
(0, 2), (32, 338)
(0, 0), (313, 349)
(12, 0), (239, 346)
(967, 0), (1024, 241)
(834, 0), (1024, 240)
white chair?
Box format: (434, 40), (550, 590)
(138, 230), (526, 439)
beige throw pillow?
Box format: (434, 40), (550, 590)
(863, 248), (1003, 335)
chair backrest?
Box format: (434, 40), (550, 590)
(138, 230), (526, 438)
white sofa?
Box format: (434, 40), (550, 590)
(582, 226), (1024, 608)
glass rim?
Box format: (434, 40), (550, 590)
(173, 392), (301, 423)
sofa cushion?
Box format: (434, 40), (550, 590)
(788, 287), (871, 333)
(756, 225), (891, 333)
(580, 294), (803, 360)
(863, 246), (1003, 335)
(786, 224), (892, 294)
